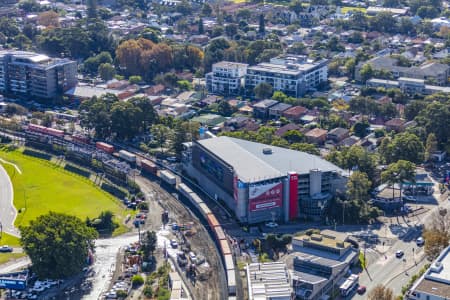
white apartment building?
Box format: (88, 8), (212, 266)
(0, 51), (77, 99)
(205, 61), (248, 96)
(245, 55), (328, 98)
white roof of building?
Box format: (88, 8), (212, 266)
(247, 262), (292, 300)
(197, 136), (344, 183)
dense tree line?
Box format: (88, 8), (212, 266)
(79, 94), (157, 140)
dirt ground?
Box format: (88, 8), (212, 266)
(135, 175), (228, 300)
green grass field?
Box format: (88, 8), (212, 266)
(0, 148), (128, 231)
(0, 233), (26, 265)
(341, 6), (367, 14)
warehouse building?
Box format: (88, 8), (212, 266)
(0, 51), (77, 99)
(183, 136), (346, 224)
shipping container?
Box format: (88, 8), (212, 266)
(198, 202), (211, 216)
(220, 240), (232, 256)
(227, 270), (236, 295)
(190, 193), (203, 207)
(214, 226), (226, 241)
(160, 170), (176, 186)
(96, 142), (114, 154)
(224, 253), (234, 271)
(178, 183), (193, 199)
(119, 150), (136, 163)
(141, 159), (157, 175)
(206, 213), (219, 229)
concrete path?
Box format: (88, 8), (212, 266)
(0, 162), (20, 237)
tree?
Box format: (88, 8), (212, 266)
(347, 171), (371, 203)
(359, 63), (373, 83)
(201, 3), (212, 16)
(20, 212), (98, 279)
(254, 82), (273, 99)
(380, 133), (424, 164)
(225, 24), (238, 38)
(86, 0), (98, 19)
(289, 0), (303, 15)
(258, 14), (265, 34)
(141, 231), (157, 261)
(290, 143), (320, 155)
(423, 209), (450, 259)
(381, 160), (416, 202)
(283, 130), (304, 144)
(129, 75), (142, 84)
(367, 285), (394, 300)
(151, 124), (171, 152)
(353, 121), (369, 138)
(198, 18), (204, 34)
(416, 101), (450, 145)
(217, 100), (234, 117)
(98, 63), (115, 81)
(38, 11), (60, 27)
(287, 42), (306, 55)
(425, 133), (438, 162)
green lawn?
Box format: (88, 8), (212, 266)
(341, 6), (367, 14)
(0, 148), (128, 231)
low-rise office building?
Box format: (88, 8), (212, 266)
(247, 262), (293, 300)
(0, 51), (77, 99)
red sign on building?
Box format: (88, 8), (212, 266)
(288, 172), (299, 220)
(249, 182), (283, 212)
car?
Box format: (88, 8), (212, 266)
(416, 237), (425, 246)
(0, 245), (13, 253)
(189, 251), (197, 263)
(396, 250), (404, 258)
(356, 285), (366, 294)
(265, 222), (278, 228)
(403, 195), (416, 202)
(170, 239), (178, 248)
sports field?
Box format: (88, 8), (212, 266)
(0, 148), (128, 230)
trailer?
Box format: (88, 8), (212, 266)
(96, 142), (114, 154)
(118, 150), (136, 163)
(140, 159), (158, 175)
(159, 170), (176, 186)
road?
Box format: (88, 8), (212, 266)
(352, 186), (450, 299)
(0, 162), (19, 237)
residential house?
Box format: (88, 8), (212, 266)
(282, 105), (308, 122)
(252, 99), (279, 119)
(305, 128), (328, 144)
(268, 102), (292, 119)
(385, 118), (406, 132)
(327, 127), (349, 143)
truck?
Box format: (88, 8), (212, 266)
(118, 150), (136, 163)
(140, 159), (157, 175)
(159, 170), (176, 186)
(96, 142), (114, 154)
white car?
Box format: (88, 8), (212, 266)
(416, 237), (425, 246)
(189, 251), (197, 263)
(265, 222), (278, 228)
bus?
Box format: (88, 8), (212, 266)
(339, 274), (358, 297)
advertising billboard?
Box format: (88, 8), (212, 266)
(249, 182), (283, 212)
(288, 172), (299, 220)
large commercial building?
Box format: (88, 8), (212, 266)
(205, 61), (248, 96)
(407, 246), (450, 300)
(183, 136), (346, 224)
(245, 55), (328, 98)
(0, 51), (77, 99)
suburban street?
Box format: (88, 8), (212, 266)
(0, 162), (19, 237)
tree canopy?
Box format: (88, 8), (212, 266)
(20, 212), (98, 279)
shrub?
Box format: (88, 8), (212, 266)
(143, 285), (153, 297)
(131, 274), (144, 287)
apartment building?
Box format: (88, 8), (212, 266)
(205, 61), (248, 96)
(0, 51), (77, 99)
(245, 55), (328, 98)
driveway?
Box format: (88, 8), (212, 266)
(0, 163), (19, 237)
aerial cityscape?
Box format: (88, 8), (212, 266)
(0, 0), (449, 299)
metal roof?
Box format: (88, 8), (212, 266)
(197, 136), (344, 183)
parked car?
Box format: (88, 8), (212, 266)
(170, 239), (178, 248)
(189, 251), (197, 263)
(396, 250), (404, 258)
(416, 237), (425, 246)
(265, 222), (278, 228)
(0, 245), (13, 252)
